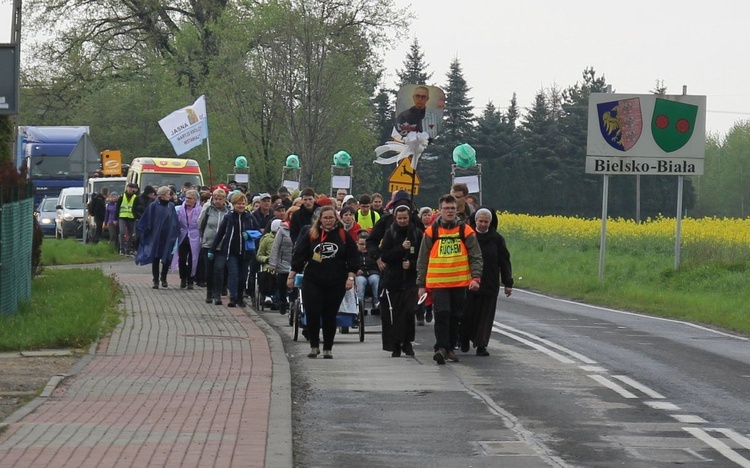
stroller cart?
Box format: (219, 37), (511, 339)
(292, 273), (365, 343)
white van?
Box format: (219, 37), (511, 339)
(87, 177), (126, 199)
(55, 187), (86, 239)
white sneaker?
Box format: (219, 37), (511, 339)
(307, 347), (320, 358)
(322, 350), (333, 359)
(264, 296), (273, 306)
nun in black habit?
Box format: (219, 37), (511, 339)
(458, 207), (513, 356)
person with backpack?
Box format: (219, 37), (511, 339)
(287, 205), (359, 359)
(416, 194), (483, 365)
(355, 194), (380, 233)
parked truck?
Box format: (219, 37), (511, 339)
(16, 126), (89, 206)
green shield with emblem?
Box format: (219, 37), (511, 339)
(651, 98), (698, 153)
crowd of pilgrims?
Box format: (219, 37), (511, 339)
(115, 180), (512, 361)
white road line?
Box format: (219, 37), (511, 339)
(514, 289), (750, 341)
(588, 375), (638, 399)
(684, 427), (750, 468)
(708, 428), (750, 451)
(673, 414), (709, 424)
(579, 365), (607, 373)
(612, 375), (665, 399)
(492, 328), (575, 364)
(644, 401), (681, 411)
(494, 322), (597, 364)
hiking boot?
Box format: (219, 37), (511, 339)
(180, 279), (187, 289)
(417, 320), (425, 326)
(433, 348), (446, 365)
(152, 280), (159, 289)
(446, 350), (460, 362)
(161, 280), (168, 288)
(476, 347), (490, 357)
(214, 299), (223, 305)
(227, 300), (236, 308)
(205, 297), (212, 303)
(391, 346), (401, 358)
(322, 350), (333, 359)
(425, 309), (433, 323)
(308, 347), (320, 358)
(460, 340), (470, 353)
(402, 343), (415, 357)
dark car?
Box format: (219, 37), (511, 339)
(35, 196), (58, 236)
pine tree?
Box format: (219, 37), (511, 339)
(441, 58), (475, 145)
(396, 38), (432, 87)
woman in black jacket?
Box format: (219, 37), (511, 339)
(459, 207), (513, 356)
(378, 205), (423, 357)
(209, 193), (260, 307)
(287, 205), (359, 359)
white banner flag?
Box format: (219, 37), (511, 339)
(158, 95), (209, 156)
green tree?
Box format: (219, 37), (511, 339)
(396, 38), (432, 87)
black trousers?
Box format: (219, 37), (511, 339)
(432, 287), (466, 351)
(152, 258), (170, 282)
(302, 279), (346, 351)
(177, 237), (194, 282)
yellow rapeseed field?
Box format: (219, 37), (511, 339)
(497, 212), (750, 264)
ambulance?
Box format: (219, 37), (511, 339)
(126, 157), (204, 190)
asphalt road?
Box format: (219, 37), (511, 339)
(259, 289), (750, 467)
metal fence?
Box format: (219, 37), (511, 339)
(0, 184), (33, 316)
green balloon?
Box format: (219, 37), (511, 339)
(452, 143), (476, 168)
(285, 154), (300, 169)
(333, 150), (351, 167)
(235, 155), (248, 168)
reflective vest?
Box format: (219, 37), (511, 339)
(424, 224), (473, 288)
(119, 193), (137, 219)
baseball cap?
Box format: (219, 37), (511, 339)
(259, 192), (272, 200)
(273, 202), (286, 211)
(127, 182), (138, 189)
(277, 186), (290, 194)
(252, 195), (261, 204)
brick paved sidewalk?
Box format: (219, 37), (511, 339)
(0, 260), (292, 467)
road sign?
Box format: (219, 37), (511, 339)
(388, 158), (420, 195)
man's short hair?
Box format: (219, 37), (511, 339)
(301, 187), (316, 198)
(451, 183), (469, 196)
(357, 230), (370, 240)
(439, 194), (457, 206)
(359, 194), (371, 205)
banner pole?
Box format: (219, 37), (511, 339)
(206, 136), (214, 188)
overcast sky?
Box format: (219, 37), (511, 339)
(2, 0), (749, 138)
(382, 0), (750, 138)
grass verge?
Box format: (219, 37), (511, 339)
(0, 269), (122, 351)
(41, 238), (122, 266)
(508, 237), (750, 336)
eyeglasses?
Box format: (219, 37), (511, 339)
(441, 206), (457, 211)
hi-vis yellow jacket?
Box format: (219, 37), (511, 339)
(416, 222), (483, 289)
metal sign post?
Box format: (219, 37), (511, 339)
(451, 163), (482, 204)
(281, 167), (301, 193)
(330, 165), (353, 197)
